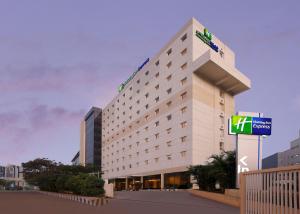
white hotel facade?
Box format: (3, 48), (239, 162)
(101, 18), (251, 189)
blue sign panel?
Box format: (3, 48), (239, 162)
(252, 117), (272, 136)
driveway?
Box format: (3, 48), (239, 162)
(0, 191), (239, 214)
(106, 190), (239, 214)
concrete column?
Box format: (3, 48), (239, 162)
(160, 173), (164, 190)
(141, 176), (143, 189)
(125, 177), (128, 190)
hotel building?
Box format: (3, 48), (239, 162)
(101, 18), (251, 189)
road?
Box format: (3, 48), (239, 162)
(0, 191), (239, 214)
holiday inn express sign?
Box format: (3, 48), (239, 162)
(195, 28), (219, 52)
(229, 115), (272, 136)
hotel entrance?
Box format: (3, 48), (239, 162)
(143, 174), (161, 189)
(164, 171), (190, 189)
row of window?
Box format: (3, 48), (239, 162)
(103, 134), (188, 161)
(103, 150), (187, 174)
(103, 119), (188, 148)
(103, 33), (189, 121)
(103, 73), (188, 124)
(102, 93), (188, 139)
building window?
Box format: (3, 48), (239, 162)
(145, 115), (150, 121)
(145, 138), (149, 143)
(167, 61), (172, 68)
(145, 160), (149, 165)
(166, 74), (172, 81)
(155, 133), (159, 139)
(181, 92), (187, 100)
(145, 93), (149, 98)
(181, 33), (187, 42)
(136, 110), (140, 115)
(166, 128), (172, 134)
(155, 121), (159, 127)
(136, 141), (140, 146)
(129, 96), (132, 100)
(129, 106), (132, 110)
(136, 100), (140, 104)
(181, 136), (187, 143)
(155, 109), (159, 115)
(155, 96), (159, 103)
(181, 77), (187, 85)
(145, 149), (149, 154)
(167, 88), (172, 94)
(181, 106), (187, 114)
(155, 84), (159, 90)
(137, 79), (140, 84)
(181, 63), (187, 70)
(155, 72), (159, 78)
(155, 60), (159, 66)
(145, 81), (149, 86)
(145, 126), (149, 131)
(167, 155), (172, 160)
(166, 114), (172, 121)
(155, 157), (159, 163)
(166, 101), (172, 107)
(129, 87), (132, 91)
(145, 70), (149, 76)
(181, 121), (187, 128)
(155, 145), (159, 150)
(167, 48), (172, 55)
(136, 151), (139, 156)
(181, 48), (187, 56)
(166, 141), (172, 147)
(145, 104), (149, 109)
(220, 142), (224, 151)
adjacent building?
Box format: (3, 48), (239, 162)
(79, 107), (102, 167)
(101, 18), (250, 189)
(263, 130), (300, 169)
(0, 166), (5, 178)
(71, 151), (80, 165)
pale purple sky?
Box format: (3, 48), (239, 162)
(0, 0), (299, 165)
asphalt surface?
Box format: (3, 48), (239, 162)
(0, 191), (239, 214)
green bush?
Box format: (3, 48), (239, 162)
(80, 175), (105, 196)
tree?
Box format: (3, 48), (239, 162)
(22, 158), (105, 196)
(189, 151), (236, 192)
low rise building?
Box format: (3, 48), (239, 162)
(263, 130), (300, 169)
(71, 151), (80, 165)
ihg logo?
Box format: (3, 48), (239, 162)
(232, 116), (253, 135)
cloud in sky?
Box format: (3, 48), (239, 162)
(0, 104), (84, 164)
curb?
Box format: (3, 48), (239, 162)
(38, 191), (108, 207)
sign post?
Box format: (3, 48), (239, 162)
(229, 112), (272, 188)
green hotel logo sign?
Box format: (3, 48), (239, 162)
(195, 28), (219, 52)
(118, 58), (150, 92)
(229, 115), (272, 136)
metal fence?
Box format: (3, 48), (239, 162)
(240, 165), (300, 214)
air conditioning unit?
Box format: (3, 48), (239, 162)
(219, 98), (225, 105)
(219, 112), (225, 117)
